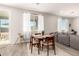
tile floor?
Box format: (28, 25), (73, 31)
(0, 42), (79, 56)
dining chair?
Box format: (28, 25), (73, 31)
(19, 33), (24, 42)
(30, 33), (41, 54)
(42, 35), (56, 56)
(16, 33), (24, 44)
(49, 32), (58, 42)
(35, 33), (42, 35)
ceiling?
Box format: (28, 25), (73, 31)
(1, 3), (79, 18)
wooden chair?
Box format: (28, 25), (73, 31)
(35, 33), (41, 35)
(42, 36), (56, 56)
(49, 32), (58, 42)
(30, 33), (41, 54)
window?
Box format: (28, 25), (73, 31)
(58, 17), (69, 32)
(30, 15), (38, 32)
(23, 13), (44, 33)
(0, 19), (9, 28)
(0, 11), (9, 41)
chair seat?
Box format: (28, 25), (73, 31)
(32, 39), (39, 43)
(32, 42), (38, 44)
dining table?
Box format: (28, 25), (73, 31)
(31, 34), (54, 54)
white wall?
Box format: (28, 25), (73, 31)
(44, 14), (58, 34)
(9, 9), (23, 44)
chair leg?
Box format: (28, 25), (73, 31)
(53, 45), (56, 55)
(29, 42), (31, 49)
(31, 44), (33, 53)
(52, 45), (54, 50)
(47, 45), (49, 56)
(38, 43), (40, 55)
(42, 44), (43, 51)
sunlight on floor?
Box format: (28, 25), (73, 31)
(0, 40), (10, 45)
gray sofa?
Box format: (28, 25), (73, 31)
(70, 35), (79, 50)
(57, 33), (70, 46)
(57, 33), (79, 50)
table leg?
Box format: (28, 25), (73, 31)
(47, 45), (49, 56)
(38, 40), (41, 55)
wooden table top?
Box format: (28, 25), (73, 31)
(32, 34), (54, 39)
